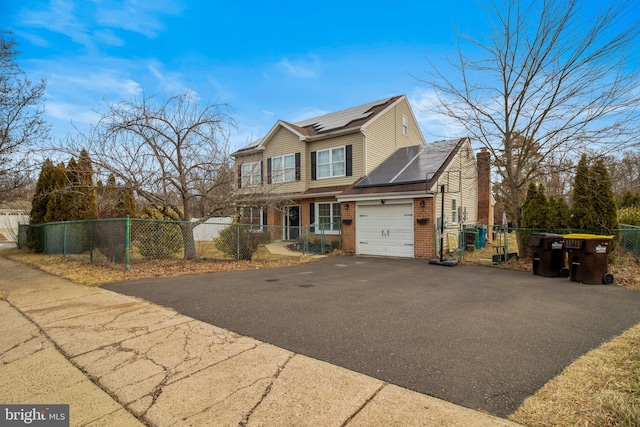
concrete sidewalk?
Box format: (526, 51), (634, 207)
(0, 257), (521, 426)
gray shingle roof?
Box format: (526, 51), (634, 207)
(356, 139), (463, 188)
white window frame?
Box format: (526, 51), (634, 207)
(240, 206), (264, 232)
(451, 197), (458, 224)
(402, 115), (408, 136)
(271, 153), (296, 183)
(315, 202), (341, 234)
(316, 147), (345, 179)
(241, 161), (261, 187)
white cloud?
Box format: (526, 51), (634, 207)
(19, 0), (94, 49)
(95, 0), (182, 38)
(147, 62), (198, 98)
(46, 101), (101, 124)
(274, 55), (321, 79)
(49, 71), (143, 97)
(17, 0), (182, 52)
(409, 88), (467, 141)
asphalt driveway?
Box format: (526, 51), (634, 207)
(105, 256), (640, 417)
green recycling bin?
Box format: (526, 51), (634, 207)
(563, 234), (614, 285)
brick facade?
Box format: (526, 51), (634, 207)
(338, 198), (436, 259)
(340, 202), (356, 254)
(477, 148), (491, 224)
(414, 197), (435, 259)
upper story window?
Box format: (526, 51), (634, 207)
(241, 161), (261, 187)
(271, 154), (296, 183)
(402, 115), (408, 136)
(317, 147), (345, 179)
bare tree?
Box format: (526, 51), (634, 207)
(421, 0), (640, 229)
(67, 91), (236, 260)
(0, 32), (49, 203)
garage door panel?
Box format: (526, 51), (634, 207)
(357, 203), (414, 258)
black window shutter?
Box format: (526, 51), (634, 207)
(260, 160), (264, 185)
(295, 152), (301, 181)
(346, 145), (353, 176)
(309, 203), (315, 232)
(262, 207), (267, 226)
(311, 152), (317, 180)
(267, 158), (272, 184)
(237, 165), (242, 189)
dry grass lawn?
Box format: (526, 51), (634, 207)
(0, 246), (316, 286)
(510, 323), (640, 426)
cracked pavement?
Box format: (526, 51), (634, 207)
(0, 257), (520, 426)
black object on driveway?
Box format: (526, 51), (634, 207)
(104, 256), (640, 418)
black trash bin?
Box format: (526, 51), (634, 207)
(563, 234), (615, 285)
(529, 233), (569, 277)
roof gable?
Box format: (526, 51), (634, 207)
(232, 95), (403, 156)
(290, 96), (399, 135)
(356, 138), (466, 188)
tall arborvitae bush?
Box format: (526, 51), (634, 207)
(570, 155), (619, 235)
(30, 159), (55, 225)
(42, 163), (68, 223)
(519, 182), (549, 254)
(548, 196), (571, 230)
(570, 155), (598, 230)
(75, 149), (99, 220)
(592, 159), (619, 234)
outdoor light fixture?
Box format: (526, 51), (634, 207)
(420, 200), (425, 208)
(344, 204), (349, 210)
(381, 199), (385, 204)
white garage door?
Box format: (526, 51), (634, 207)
(357, 203), (414, 257)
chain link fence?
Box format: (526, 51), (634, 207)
(457, 224), (640, 265)
(621, 224), (640, 257)
(18, 217), (338, 270)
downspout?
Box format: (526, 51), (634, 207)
(361, 128), (368, 174)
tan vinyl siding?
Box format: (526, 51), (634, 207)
(308, 132), (364, 189)
(263, 127), (306, 194)
(363, 98), (426, 174)
(459, 143), (479, 225)
(432, 141), (478, 251)
(235, 152), (264, 195)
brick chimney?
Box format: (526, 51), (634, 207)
(477, 148), (491, 224)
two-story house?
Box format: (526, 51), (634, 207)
(232, 95), (489, 259)
(231, 95), (425, 240)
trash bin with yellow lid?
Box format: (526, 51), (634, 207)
(563, 234), (614, 285)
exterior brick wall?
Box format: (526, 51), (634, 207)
(477, 148), (491, 224)
(414, 197), (435, 259)
(340, 201), (356, 254)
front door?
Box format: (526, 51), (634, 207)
(284, 206), (300, 240)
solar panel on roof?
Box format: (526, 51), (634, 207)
(294, 97), (393, 133)
(355, 139), (462, 188)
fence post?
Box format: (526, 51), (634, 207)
(90, 221), (94, 263)
(236, 223), (240, 261)
(63, 222), (67, 257)
(125, 215), (131, 271)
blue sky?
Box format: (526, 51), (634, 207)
(1, 0), (634, 152)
